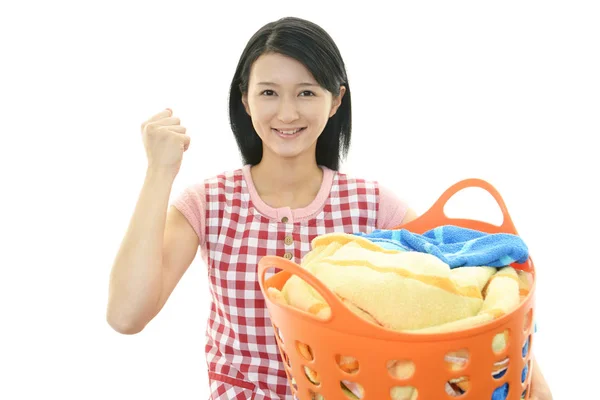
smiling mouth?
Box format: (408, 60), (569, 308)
(272, 127), (306, 136)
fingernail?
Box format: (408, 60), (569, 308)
(166, 108), (172, 113)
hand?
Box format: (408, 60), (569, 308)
(529, 357), (552, 399)
(141, 108), (190, 177)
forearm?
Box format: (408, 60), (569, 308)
(530, 356), (553, 399)
(106, 168), (176, 333)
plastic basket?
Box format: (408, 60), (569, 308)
(258, 179), (536, 399)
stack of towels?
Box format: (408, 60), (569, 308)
(267, 226), (533, 400)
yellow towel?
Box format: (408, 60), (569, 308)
(276, 233), (512, 332)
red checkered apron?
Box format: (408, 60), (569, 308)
(203, 168), (379, 399)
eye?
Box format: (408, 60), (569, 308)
(261, 90), (276, 96)
(299, 91), (315, 97)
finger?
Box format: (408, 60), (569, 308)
(165, 125), (186, 134)
(141, 108), (172, 129)
(146, 117), (182, 131)
(154, 116), (181, 126)
(182, 134), (191, 151)
(149, 108), (172, 122)
(152, 126), (186, 136)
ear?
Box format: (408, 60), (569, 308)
(329, 85), (346, 118)
(242, 92), (251, 116)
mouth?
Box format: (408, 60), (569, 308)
(272, 127), (306, 138)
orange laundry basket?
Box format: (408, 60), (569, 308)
(258, 179), (536, 400)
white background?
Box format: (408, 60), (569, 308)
(1, 0), (598, 398)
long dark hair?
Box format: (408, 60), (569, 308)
(228, 17), (352, 171)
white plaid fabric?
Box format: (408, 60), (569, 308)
(203, 168), (379, 399)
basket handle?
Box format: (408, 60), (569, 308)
(399, 178), (519, 235)
(258, 255), (372, 330)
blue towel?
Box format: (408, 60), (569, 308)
(489, 339), (531, 399)
(354, 225), (529, 268)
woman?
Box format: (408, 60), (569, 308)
(107, 16), (552, 399)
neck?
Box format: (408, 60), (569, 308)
(250, 153), (324, 208)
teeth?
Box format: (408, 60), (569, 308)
(277, 128), (303, 135)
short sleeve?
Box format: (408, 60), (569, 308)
(377, 184), (409, 229)
(171, 183), (206, 246)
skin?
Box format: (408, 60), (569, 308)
(529, 357), (553, 399)
(241, 51), (346, 209)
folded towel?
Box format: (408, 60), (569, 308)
(353, 225), (529, 268)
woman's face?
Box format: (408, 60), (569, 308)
(242, 52), (345, 162)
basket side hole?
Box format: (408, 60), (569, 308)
(335, 354), (360, 375)
(444, 349), (470, 371)
(274, 324), (284, 344)
(390, 386), (418, 399)
(521, 385), (529, 399)
(273, 325), (292, 369)
(304, 365), (321, 386)
(522, 359), (531, 384)
(281, 349), (291, 369)
(445, 376), (470, 397)
(341, 381), (364, 399)
(492, 357), (510, 380)
(309, 389), (325, 399)
(522, 335), (531, 359)
(523, 308), (533, 333)
(492, 329), (510, 354)
(296, 341), (314, 361)
(387, 359), (416, 379)
(492, 383), (510, 399)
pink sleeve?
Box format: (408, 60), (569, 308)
(377, 184), (409, 229)
(171, 183), (206, 246)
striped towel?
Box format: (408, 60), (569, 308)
(354, 225), (529, 268)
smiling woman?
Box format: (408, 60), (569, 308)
(240, 52), (346, 168)
(229, 20), (352, 172)
(105, 15), (552, 400)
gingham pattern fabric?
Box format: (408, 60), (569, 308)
(203, 168), (379, 399)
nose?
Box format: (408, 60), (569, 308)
(277, 97), (299, 124)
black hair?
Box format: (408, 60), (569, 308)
(228, 17), (351, 171)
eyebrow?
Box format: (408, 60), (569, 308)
(256, 82), (319, 87)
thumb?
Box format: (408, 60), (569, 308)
(182, 135), (191, 151)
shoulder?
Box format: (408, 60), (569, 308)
(170, 166), (246, 244)
(171, 166), (244, 209)
(333, 169), (379, 194)
(377, 182), (419, 228)
(335, 168), (415, 229)
(203, 166), (245, 189)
